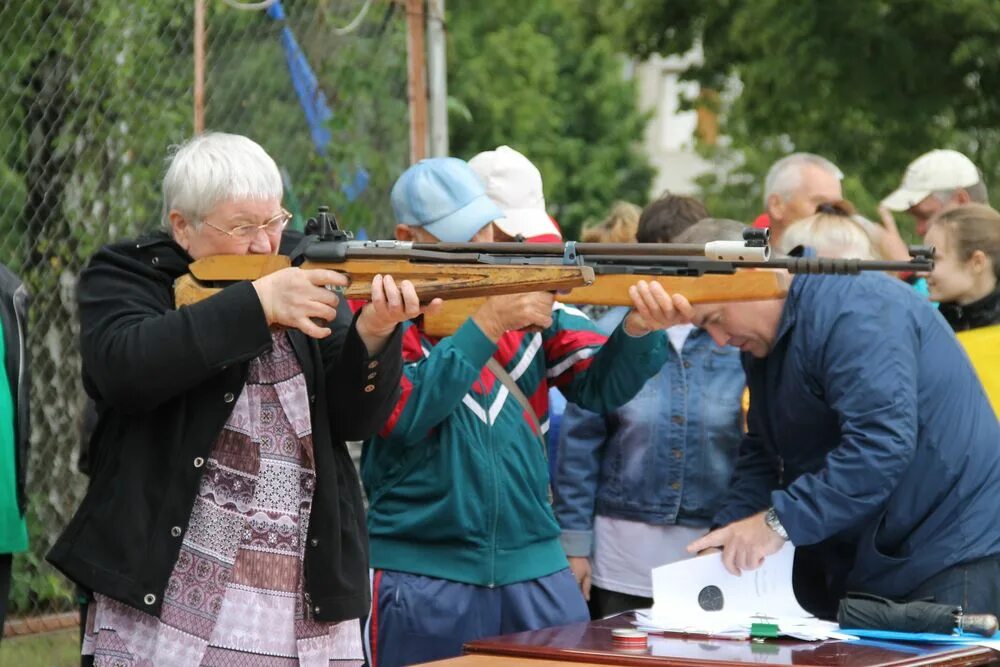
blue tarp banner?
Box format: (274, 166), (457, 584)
(267, 1), (369, 201)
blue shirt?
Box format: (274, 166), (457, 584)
(553, 307), (745, 557)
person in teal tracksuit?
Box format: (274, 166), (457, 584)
(362, 155), (678, 666)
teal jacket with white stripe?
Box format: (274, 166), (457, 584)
(362, 304), (668, 587)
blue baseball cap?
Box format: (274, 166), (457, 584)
(391, 157), (505, 242)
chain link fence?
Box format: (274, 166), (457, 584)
(0, 0), (408, 637)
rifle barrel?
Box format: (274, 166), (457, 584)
(304, 240), (771, 263)
(411, 241), (768, 260)
(301, 239), (933, 274)
(588, 255), (932, 275)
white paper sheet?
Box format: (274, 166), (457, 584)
(641, 543), (847, 641)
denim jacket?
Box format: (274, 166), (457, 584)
(553, 307), (745, 557)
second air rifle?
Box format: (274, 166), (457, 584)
(173, 207), (934, 336)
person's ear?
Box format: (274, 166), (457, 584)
(169, 210), (193, 250)
(967, 249), (990, 275)
(766, 193), (784, 222)
(395, 224), (415, 241)
(953, 189), (972, 205)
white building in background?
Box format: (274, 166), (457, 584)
(630, 48), (712, 199)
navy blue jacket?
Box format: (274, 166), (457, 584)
(715, 273), (1000, 599)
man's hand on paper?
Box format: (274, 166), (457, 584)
(686, 511), (786, 576)
(568, 556), (592, 601)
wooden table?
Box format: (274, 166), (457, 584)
(454, 614), (998, 666)
(416, 657), (607, 667)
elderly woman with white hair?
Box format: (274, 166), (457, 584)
(48, 132), (423, 666)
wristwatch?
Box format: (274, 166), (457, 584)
(764, 507), (789, 541)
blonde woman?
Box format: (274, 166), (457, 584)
(777, 200), (881, 260)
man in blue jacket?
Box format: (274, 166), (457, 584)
(670, 269), (1000, 617)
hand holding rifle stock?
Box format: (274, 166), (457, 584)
(174, 207), (935, 338)
(251, 267), (440, 348)
(251, 266), (346, 339)
(472, 291), (557, 342)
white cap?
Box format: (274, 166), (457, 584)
(468, 145), (562, 241)
(882, 149), (980, 211)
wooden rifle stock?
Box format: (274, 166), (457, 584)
(173, 255), (596, 308)
(172, 213), (930, 340)
(420, 271), (791, 337)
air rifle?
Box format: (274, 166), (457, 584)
(175, 207), (783, 308)
(173, 207), (934, 337)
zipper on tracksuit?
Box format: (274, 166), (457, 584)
(487, 392), (499, 589)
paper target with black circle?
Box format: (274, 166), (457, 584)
(697, 584), (725, 611)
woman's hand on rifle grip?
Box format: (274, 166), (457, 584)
(252, 267), (346, 339)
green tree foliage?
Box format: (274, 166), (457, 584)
(0, 1), (194, 616)
(447, 0), (654, 240)
(594, 0), (1000, 233)
(191, 2), (410, 237)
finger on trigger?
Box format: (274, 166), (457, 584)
(299, 317), (331, 340)
(308, 268), (349, 287)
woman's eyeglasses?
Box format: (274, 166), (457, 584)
(202, 209), (292, 240)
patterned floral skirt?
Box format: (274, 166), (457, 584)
(83, 332), (364, 666)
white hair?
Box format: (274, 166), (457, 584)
(763, 153), (844, 207)
(777, 214), (880, 260)
(161, 132), (283, 230)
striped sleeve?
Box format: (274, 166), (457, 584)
(547, 303), (668, 414)
(372, 318), (496, 445)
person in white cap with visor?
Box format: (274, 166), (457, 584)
(881, 148), (990, 240)
(468, 145), (563, 243)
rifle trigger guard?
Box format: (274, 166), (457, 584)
(562, 241), (579, 266)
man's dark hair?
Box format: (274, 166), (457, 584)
(637, 193), (710, 243)
(673, 218), (747, 245)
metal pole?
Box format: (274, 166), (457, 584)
(405, 0), (428, 163)
(426, 0), (448, 156)
(193, 0), (206, 134)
